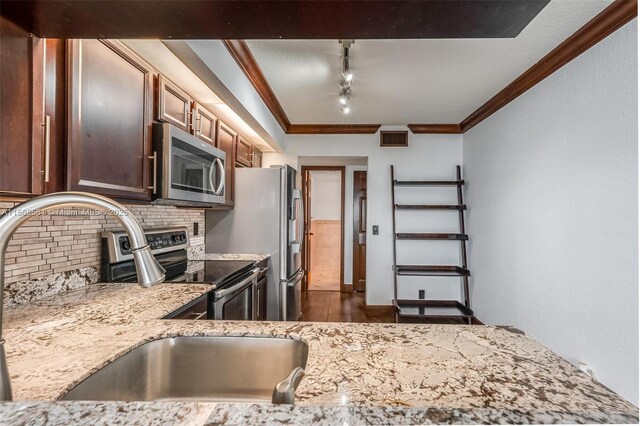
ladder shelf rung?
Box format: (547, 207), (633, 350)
(395, 300), (474, 318)
(395, 265), (470, 276)
(395, 204), (466, 210)
(396, 233), (468, 241)
(394, 180), (464, 187)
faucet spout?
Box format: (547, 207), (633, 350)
(0, 192), (166, 400)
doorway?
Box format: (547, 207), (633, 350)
(302, 166), (345, 292)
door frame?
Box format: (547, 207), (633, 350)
(352, 170), (367, 292)
(301, 166), (347, 292)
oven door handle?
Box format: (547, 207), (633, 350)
(214, 268), (260, 300)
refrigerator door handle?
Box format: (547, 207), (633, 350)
(280, 270), (304, 320)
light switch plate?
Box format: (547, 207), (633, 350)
(372, 225), (379, 235)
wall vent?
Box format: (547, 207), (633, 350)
(380, 131), (408, 147)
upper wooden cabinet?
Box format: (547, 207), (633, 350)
(236, 136), (252, 168)
(156, 74), (191, 132)
(252, 148), (263, 168)
(192, 102), (217, 145)
(0, 17), (44, 197)
(67, 39), (154, 200)
(216, 121), (236, 206)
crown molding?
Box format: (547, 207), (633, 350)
(460, 0), (637, 133)
(408, 124), (462, 134)
(288, 124), (381, 134)
(222, 40), (291, 133)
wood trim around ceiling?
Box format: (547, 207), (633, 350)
(459, 0), (638, 133)
(222, 39), (291, 132)
(288, 124), (381, 134)
(226, 0), (636, 136)
(408, 124), (462, 134)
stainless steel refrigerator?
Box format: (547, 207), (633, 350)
(205, 165), (304, 321)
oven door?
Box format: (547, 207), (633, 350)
(211, 268), (259, 320)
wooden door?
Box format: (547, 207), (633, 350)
(302, 169), (312, 290)
(0, 17), (44, 196)
(192, 102), (216, 145)
(353, 171), (367, 292)
(235, 136), (252, 167)
(216, 121), (236, 206)
(156, 74), (192, 132)
(67, 39), (153, 200)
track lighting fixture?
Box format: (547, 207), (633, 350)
(338, 40), (355, 114)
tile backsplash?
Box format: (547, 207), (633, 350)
(1, 201), (205, 306)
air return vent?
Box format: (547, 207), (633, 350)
(380, 131), (408, 147)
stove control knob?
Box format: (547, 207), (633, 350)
(120, 239), (131, 252)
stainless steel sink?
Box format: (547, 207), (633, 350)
(60, 336), (308, 403)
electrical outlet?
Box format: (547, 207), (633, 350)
(578, 362), (594, 377)
(372, 225), (379, 235)
(418, 290), (425, 299)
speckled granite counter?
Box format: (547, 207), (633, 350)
(1, 283), (637, 424)
(189, 252), (271, 263)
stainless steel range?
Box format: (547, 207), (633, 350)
(101, 227), (262, 320)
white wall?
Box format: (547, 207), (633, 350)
(310, 171), (342, 220)
(265, 128), (464, 305)
(463, 20), (638, 405)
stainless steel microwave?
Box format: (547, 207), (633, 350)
(152, 123), (225, 205)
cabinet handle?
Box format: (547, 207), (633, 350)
(148, 151), (157, 194)
(186, 110), (193, 131)
(194, 116), (202, 135)
(42, 115), (51, 183)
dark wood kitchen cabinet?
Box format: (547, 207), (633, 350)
(252, 148), (263, 168)
(67, 39), (154, 200)
(156, 74), (192, 132)
(216, 121), (237, 206)
(0, 16), (44, 197)
(235, 136), (252, 168)
(192, 102), (217, 145)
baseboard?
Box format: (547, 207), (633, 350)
(365, 304), (396, 316)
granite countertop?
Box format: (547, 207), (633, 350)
(1, 283), (638, 425)
(190, 252), (271, 263)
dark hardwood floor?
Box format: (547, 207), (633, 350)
(300, 290), (482, 324)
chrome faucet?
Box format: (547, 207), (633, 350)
(0, 192), (166, 400)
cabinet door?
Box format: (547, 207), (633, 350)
(235, 136), (252, 168)
(156, 74), (192, 132)
(216, 121), (236, 206)
(43, 39), (67, 194)
(192, 102), (216, 145)
(252, 148), (263, 168)
(0, 17), (44, 196)
(67, 39), (153, 200)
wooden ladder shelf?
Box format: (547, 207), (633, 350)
(391, 165), (474, 324)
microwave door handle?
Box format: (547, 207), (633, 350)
(211, 157), (225, 196)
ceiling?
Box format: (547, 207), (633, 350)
(247, 0), (613, 125)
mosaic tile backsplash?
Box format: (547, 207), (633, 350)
(1, 200), (205, 306)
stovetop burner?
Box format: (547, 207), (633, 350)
(170, 259), (257, 287)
